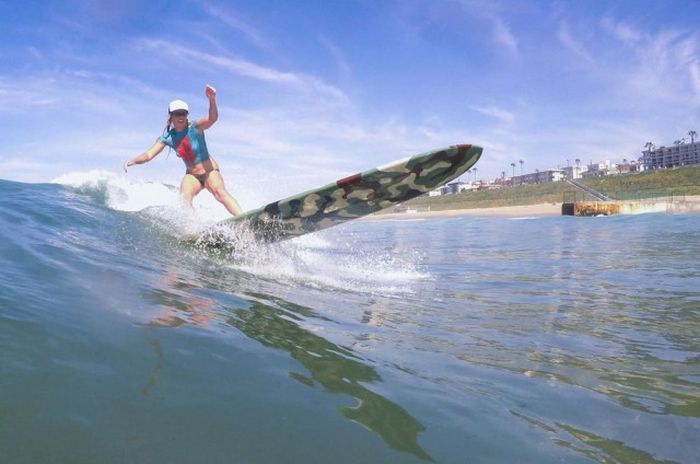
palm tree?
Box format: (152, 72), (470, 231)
(644, 141), (655, 152)
(688, 130), (697, 144)
(519, 159), (524, 175)
(674, 139), (682, 146)
(510, 162), (516, 177)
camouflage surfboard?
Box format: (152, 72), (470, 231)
(221, 144), (482, 241)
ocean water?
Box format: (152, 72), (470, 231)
(1, 174), (699, 464)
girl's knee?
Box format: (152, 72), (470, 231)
(212, 187), (228, 201)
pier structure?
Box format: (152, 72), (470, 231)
(563, 178), (611, 201)
(560, 178), (700, 215)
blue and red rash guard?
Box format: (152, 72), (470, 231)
(158, 122), (211, 170)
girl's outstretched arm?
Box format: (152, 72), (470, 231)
(124, 141), (166, 172)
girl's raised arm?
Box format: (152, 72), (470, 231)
(196, 84), (218, 130)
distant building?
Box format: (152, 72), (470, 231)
(583, 161), (614, 178)
(562, 164), (588, 179)
(492, 175), (510, 188)
(481, 180), (505, 190)
(613, 160), (642, 174)
(511, 169), (564, 186)
(642, 141), (700, 170)
(440, 181), (479, 195)
(443, 182), (461, 194)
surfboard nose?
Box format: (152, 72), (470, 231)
(456, 143), (483, 162)
(471, 144), (483, 160)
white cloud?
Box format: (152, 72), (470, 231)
(612, 27), (700, 108)
(691, 61), (700, 100)
(317, 35), (352, 81)
(0, 77), (59, 109)
(0, 158), (75, 184)
(493, 18), (518, 54)
(134, 39), (349, 103)
(26, 46), (43, 60)
(200, 1), (271, 50)
(455, 0), (518, 54)
(469, 104), (515, 124)
(557, 22), (594, 63)
(600, 17), (642, 44)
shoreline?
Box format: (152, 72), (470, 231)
(367, 203), (562, 221)
(367, 195), (700, 221)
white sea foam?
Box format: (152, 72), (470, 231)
(51, 170), (427, 295)
(220, 232), (429, 295)
(52, 170), (180, 211)
(51, 170), (235, 220)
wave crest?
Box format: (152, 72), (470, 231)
(52, 170), (181, 212)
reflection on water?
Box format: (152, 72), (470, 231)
(511, 411), (677, 464)
(228, 294), (431, 461)
(149, 279), (431, 461)
(141, 338), (162, 398)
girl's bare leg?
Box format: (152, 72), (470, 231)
(205, 171), (242, 216)
(180, 174), (204, 208)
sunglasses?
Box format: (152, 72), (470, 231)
(171, 110), (188, 117)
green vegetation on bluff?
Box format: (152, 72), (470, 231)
(401, 166), (700, 212)
(579, 166), (700, 199)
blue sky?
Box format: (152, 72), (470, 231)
(1, 0), (699, 201)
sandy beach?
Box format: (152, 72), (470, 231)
(368, 203), (563, 221)
(368, 195), (700, 221)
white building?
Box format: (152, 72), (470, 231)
(562, 164), (588, 179)
(439, 181), (479, 195)
(613, 160), (642, 174)
(511, 169), (564, 186)
(583, 160), (614, 178)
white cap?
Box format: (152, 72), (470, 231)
(168, 99), (189, 113)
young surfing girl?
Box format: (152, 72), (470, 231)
(124, 84), (242, 216)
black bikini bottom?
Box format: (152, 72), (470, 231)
(188, 169), (219, 187)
